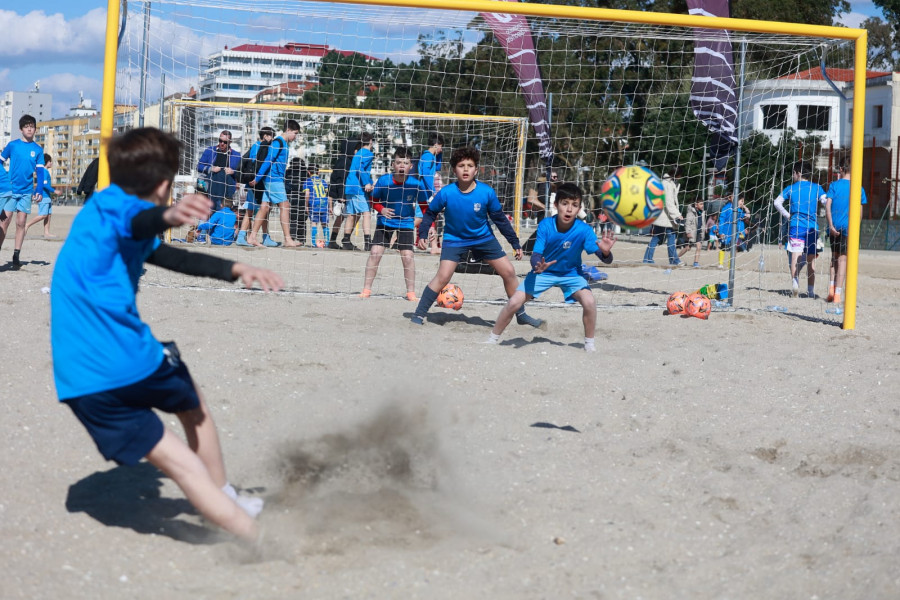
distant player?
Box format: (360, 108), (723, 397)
(236, 127), (276, 247)
(824, 160), (867, 305)
(51, 128), (282, 542)
(342, 132), (375, 251)
(417, 132), (444, 196)
(411, 146), (543, 328)
(360, 147), (430, 300)
(0, 114), (45, 268)
(304, 165), (331, 247)
(774, 161), (826, 298)
(248, 120), (301, 248)
(484, 183), (615, 352)
(24, 153), (57, 237)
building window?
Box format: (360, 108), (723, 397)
(848, 108), (853, 123)
(798, 105), (830, 131)
(873, 105), (884, 128)
(762, 104), (787, 130)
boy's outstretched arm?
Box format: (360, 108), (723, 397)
(596, 229), (616, 263)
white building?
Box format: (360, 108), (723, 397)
(0, 89), (53, 150)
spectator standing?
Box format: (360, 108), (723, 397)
(197, 130), (240, 211)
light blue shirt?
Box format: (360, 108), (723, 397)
(1, 139), (44, 195)
(826, 178), (867, 233)
(533, 217), (600, 277)
(781, 180), (825, 231)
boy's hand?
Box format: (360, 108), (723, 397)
(532, 257), (557, 273)
(165, 194), (212, 226)
(232, 264), (284, 292)
(513, 248), (524, 260)
(416, 237), (428, 251)
(598, 229), (617, 255)
(381, 207), (396, 218)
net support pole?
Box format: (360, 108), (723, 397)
(98, 0), (121, 190)
(139, 1), (151, 128)
(843, 31), (868, 330)
(726, 40), (747, 306)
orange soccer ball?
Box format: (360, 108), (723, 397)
(436, 283), (464, 310)
(666, 291), (689, 315)
(685, 293), (711, 320)
(316, 239), (326, 248)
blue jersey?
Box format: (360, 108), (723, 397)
(372, 173), (430, 229)
(533, 217), (600, 277)
(826, 178), (867, 233)
(781, 180), (825, 231)
(304, 175), (329, 213)
(344, 147), (373, 197)
(255, 136), (289, 184)
(38, 166), (55, 199)
(51, 184), (164, 400)
(716, 202), (746, 246)
(428, 181), (505, 247)
(197, 206), (236, 245)
(417, 150), (441, 195)
(0, 160), (10, 194)
(1, 139), (44, 195)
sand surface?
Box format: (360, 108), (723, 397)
(2, 207), (900, 599)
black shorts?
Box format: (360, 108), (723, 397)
(372, 223), (414, 250)
(64, 342), (200, 466)
(829, 231), (848, 255)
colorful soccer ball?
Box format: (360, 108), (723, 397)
(666, 291), (689, 315)
(599, 165), (665, 229)
(685, 292), (711, 320)
(437, 283), (464, 310)
(316, 239), (326, 248)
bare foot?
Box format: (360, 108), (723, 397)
(44, 233), (58, 238)
(283, 240), (301, 248)
(247, 235), (265, 248)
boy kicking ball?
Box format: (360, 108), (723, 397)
(51, 128), (283, 543)
(485, 183), (615, 352)
(411, 146), (543, 328)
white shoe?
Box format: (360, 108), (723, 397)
(223, 483), (264, 518)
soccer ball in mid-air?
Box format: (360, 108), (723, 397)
(666, 291), (689, 315)
(437, 283), (464, 310)
(599, 165), (665, 229)
(685, 293), (711, 320)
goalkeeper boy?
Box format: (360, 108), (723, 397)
(51, 128), (283, 542)
(484, 183), (615, 352)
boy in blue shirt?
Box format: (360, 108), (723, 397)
(342, 132), (375, 251)
(774, 161), (827, 297)
(248, 120), (301, 248)
(0, 114), (45, 268)
(196, 201), (237, 245)
(24, 153), (57, 237)
(360, 147), (430, 300)
(412, 146), (543, 328)
(824, 160), (867, 304)
(236, 127), (276, 247)
(51, 127), (283, 542)
(304, 165), (330, 246)
(485, 183), (615, 352)
(417, 132), (444, 196)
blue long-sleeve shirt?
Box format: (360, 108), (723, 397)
(344, 147), (374, 197)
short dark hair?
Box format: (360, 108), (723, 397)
(793, 161), (811, 177)
(450, 146), (479, 168)
(108, 128), (181, 197)
(555, 182), (582, 203)
(220, 130), (232, 139)
(19, 114), (36, 129)
(307, 164), (318, 176)
(428, 132), (444, 146)
(43, 153), (52, 164)
(285, 119), (300, 132)
(838, 160), (850, 173)
(361, 132), (374, 144)
(394, 146), (410, 160)
(259, 126), (276, 139)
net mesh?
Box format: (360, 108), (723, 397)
(115, 0), (859, 321)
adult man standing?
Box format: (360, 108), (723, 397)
(197, 130), (241, 211)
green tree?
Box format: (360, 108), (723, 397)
(863, 16), (900, 70)
(301, 50), (395, 109)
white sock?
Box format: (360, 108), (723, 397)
(792, 278), (799, 287)
(835, 287), (842, 295)
(482, 332), (501, 344)
(829, 280), (835, 287)
(223, 483), (264, 518)
(584, 337), (596, 352)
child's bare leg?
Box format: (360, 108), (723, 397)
(362, 211), (371, 236)
(145, 428), (257, 541)
(24, 214), (44, 232)
(399, 249), (416, 294)
(489, 256), (545, 328)
(248, 204), (270, 246)
(491, 291), (529, 336)
(362, 244), (385, 292)
(176, 396), (227, 487)
(571, 289), (597, 339)
(279, 204), (300, 247)
(14, 212), (27, 249)
(43, 214), (54, 236)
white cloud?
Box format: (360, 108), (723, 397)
(836, 11), (870, 29)
(0, 8), (107, 66)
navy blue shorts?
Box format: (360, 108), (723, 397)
(64, 342), (200, 466)
(440, 238), (507, 263)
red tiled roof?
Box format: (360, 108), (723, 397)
(778, 68), (891, 82)
(228, 43), (378, 61)
(258, 81), (318, 95)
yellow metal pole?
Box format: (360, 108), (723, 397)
(843, 32), (868, 330)
(98, 0), (121, 190)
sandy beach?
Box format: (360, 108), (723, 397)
(2, 207), (899, 599)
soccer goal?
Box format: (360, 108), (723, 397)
(102, 0), (868, 328)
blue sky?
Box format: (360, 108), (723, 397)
(0, 0), (887, 120)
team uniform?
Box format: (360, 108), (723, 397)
(416, 149), (441, 196)
(344, 147), (374, 215)
(524, 217), (610, 301)
(37, 166), (55, 216)
(256, 136), (289, 205)
(1, 139), (44, 213)
(305, 175), (330, 224)
(418, 180), (520, 262)
(197, 206), (237, 246)
(716, 201), (747, 248)
(242, 140), (264, 211)
(371, 173), (430, 251)
(826, 179), (868, 254)
(778, 180), (825, 255)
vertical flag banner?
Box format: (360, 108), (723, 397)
(482, 4), (554, 166)
(687, 0), (737, 172)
